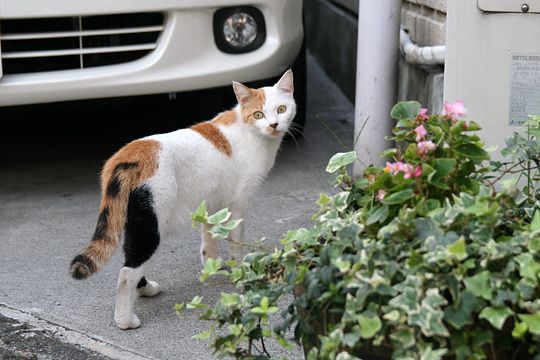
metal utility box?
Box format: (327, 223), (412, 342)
(444, 0), (540, 151)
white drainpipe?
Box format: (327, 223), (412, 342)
(399, 28), (446, 65)
(353, 0), (401, 176)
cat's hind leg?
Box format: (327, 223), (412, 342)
(114, 186), (160, 330)
(115, 266), (144, 329)
(200, 223), (219, 265)
(136, 276), (161, 297)
(228, 207), (244, 262)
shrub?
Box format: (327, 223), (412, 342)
(180, 102), (540, 360)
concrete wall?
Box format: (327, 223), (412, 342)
(305, 0), (446, 111)
(305, 0), (358, 102)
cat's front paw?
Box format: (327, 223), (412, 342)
(115, 314), (141, 330)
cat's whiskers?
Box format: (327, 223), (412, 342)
(286, 129), (300, 149)
(289, 123), (312, 145)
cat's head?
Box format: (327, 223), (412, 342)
(232, 70), (296, 138)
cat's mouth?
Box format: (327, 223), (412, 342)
(267, 127), (281, 136)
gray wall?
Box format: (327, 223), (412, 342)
(305, 0), (445, 112)
(305, 0), (358, 102)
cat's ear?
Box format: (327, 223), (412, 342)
(232, 81), (253, 105)
(275, 69), (294, 94)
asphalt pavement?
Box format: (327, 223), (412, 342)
(0, 54), (354, 360)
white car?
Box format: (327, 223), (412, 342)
(0, 0), (305, 123)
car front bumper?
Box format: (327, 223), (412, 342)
(0, 0), (303, 107)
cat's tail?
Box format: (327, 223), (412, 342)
(70, 140), (160, 280)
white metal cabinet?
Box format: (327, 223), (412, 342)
(444, 0), (540, 150)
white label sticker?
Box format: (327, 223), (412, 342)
(509, 54), (540, 126)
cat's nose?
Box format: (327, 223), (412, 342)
(269, 123), (278, 129)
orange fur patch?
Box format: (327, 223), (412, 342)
(240, 88), (266, 123)
(192, 122), (233, 157)
(84, 139), (161, 269)
(212, 110), (237, 126)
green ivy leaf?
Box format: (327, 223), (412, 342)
(409, 307), (449, 337)
(336, 352), (361, 360)
(531, 210), (540, 231)
(389, 327), (415, 349)
(334, 258), (351, 273)
(390, 288), (420, 313)
(518, 312), (540, 335)
(191, 201), (208, 227)
(383, 310), (401, 322)
(447, 236), (468, 261)
(444, 291), (482, 329)
(317, 193), (332, 207)
(228, 324), (243, 336)
(220, 292), (240, 308)
(464, 271), (492, 300)
(357, 313), (382, 339)
(423, 288), (448, 309)
(383, 189), (414, 205)
(479, 306), (513, 330)
(174, 303), (185, 314)
(326, 151), (358, 173)
(529, 235), (540, 254)
(251, 296), (278, 315)
(512, 321), (528, 339)
(514, 253), (540, 283)
(200, 258), (227, 282)
(192, 330), (211, 340)
(420, 345), (448, 360)
(341, 326), (361, 348)
(207, 208), (231, 225)
(186, 295), (208, 310)
(333, 191), (350, 212)
(209, 219), (243, 239)
(390, 101), (421, 121)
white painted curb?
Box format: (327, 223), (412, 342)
(0, 303), (156, 360)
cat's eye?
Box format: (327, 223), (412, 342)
(253, 111), (265, 119)
(277, 105), (287, 114)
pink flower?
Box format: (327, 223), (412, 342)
(376, 189), (387, 201)
(384, 161), (403, 176)
(402, 164), (423, 179)
(401, 164), (415, 179)
(385, 161), (421, 179)
(414, 125), (427, 142)
(443, 100), (467, 118)
(417, 140), (437, 156)
(413, 166), (422, 178)
(418, 108), (429, 121)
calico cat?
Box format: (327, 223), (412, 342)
(70, 70), (296, 329)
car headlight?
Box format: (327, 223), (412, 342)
(214, 7), (266, 54)
(223, 13), (257, 48)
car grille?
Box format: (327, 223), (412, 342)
(0, 12), (164, 75)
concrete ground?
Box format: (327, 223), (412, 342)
(0, 55), (354, 360)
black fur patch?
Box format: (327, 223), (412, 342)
(123, 186), (160, 268)
(70, 255), (96, 280)
(106, 176), (122, 198)
(91, 207), (109, 240)
(137, 277), (148, 289)
(106, 162), (138, 198)
(114, 162), (139, 173)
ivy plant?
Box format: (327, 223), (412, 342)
(179, 102), (540, 360)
